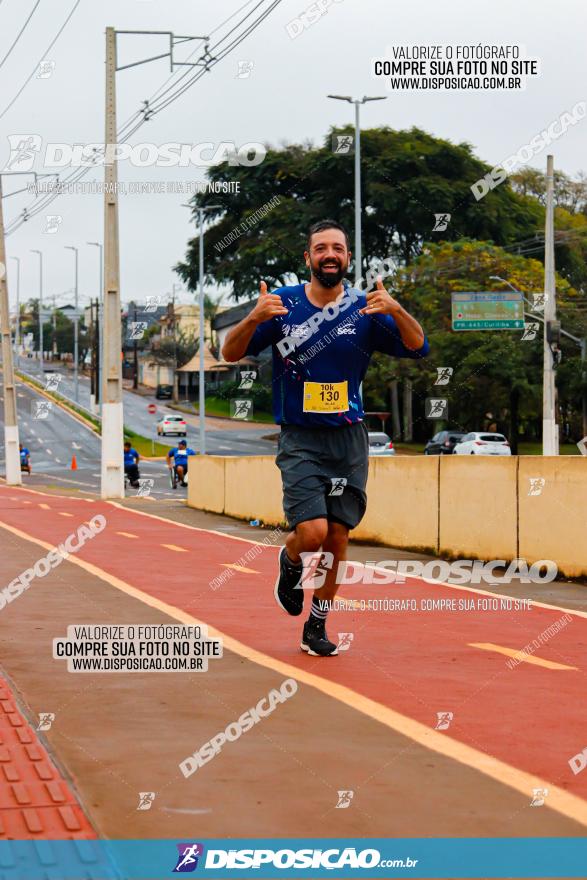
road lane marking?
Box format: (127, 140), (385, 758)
(117, 531), (139, 539)
(38, 503), (51, 510)
(58, 512), (74, 518)
(161, 543), (188, 552)
(0, 516), (585, 828)
(222, 563), (259, 574)
(469, 642), (577, 670)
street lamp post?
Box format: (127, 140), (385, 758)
(181, 203), (221, 456)
(87, 241), (103, 414)
(65, 245), (79, 402)
(10, 256), (20, 367)
(327, 94), (387, 285)
(30, 249), (43, 374)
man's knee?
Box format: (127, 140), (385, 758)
(325, 522), (349, 556)
(295, 518), (328, 551)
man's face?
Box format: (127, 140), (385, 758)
(124, 444), (130, 452)
(305, 228), (350, 288)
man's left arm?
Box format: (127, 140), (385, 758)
(360, 276), (426, 351)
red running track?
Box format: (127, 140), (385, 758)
(1, 486), (586, 802)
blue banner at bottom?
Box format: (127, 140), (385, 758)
(0, 838), (584, 879)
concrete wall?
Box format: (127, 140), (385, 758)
(188, 455), (587, 577)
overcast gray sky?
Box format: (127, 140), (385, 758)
(1, 0), (585, 312)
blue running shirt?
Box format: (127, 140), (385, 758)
(245, 283), (429, 427)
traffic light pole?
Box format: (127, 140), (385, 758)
(0, 176), (22, 485)
(101, 26), (124, 498)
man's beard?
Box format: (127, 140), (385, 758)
(311, 257), (347, 288)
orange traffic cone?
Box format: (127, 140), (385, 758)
(71, 455), (77, 470)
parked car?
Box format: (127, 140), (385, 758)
(453, 432), (511, 456)
(368, 432), (395, 456)
(156, 384), (173, 399)
(424, 430), (467, 455)
(156, 415), (187, 437)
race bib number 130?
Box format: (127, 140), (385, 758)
(303, 381), (349, 413)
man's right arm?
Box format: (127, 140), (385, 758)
(221, 280), (289, 363)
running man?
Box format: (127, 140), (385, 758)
(222, 219), (429, 656)
(167, 439), (196, 488)
(19, 443), (31, 474)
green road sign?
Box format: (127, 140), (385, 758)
(451, 291), (525, 331)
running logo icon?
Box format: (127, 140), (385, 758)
(337, 632), (354, 652)
(435, 711), (453, 730)
(530, 788), (548, 806)
(44, 215), (62, 234)
(335, 790), (354, 809)
(137, 792), (155, 811)
(238, 370), (256, 389)
(522, 322), (539, 341)
(37, 713), (55, 731)
(173, 843), (205, 872)
(434, 367), (453, 386)
(2, 134), (42, 172)
(332, 134), (354, 154)
(432, 213), (451, 232)
(528, 477), (546, 497)
(532, 293), (546, 312)
(425, 398), (448, 419)
(329, 477), (347, 496)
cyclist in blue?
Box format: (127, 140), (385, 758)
(19, 443), (31, 475)
(123, 441), (140, 488)
(167, 439), (196, 488)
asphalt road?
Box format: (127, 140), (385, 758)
(0, 376), (207, 499)
(14, 362), (277, 456)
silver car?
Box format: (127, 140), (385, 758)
(368, 432), (395, 456)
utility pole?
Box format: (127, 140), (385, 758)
(132, 302), (139, 390)
(100, 27), (205, 495)
(50, 295), (58, 358)
(101, 26), (124, 498)
(30, 249), (43, 374)
(182, 204), (220, 455)
(0, 177), (22, 485)
(582, 338), (587, 439)
(89, 298), (95, 406)
(87, 241), (103, 413)
(10, 256), (20, 368)
(327, 94), (387, 284)
(65, 245), (79, 402)
(543, 154), (558, 455)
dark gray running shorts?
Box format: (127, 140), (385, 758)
(276, 421), (369, 530)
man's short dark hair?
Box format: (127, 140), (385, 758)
(307, 219), (350, 251)
(179, 439), (187, 446)
(124, 441), (131, 447)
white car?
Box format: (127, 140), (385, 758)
(157, 415), (187, 437)
(453, 432), (511, 456)
(368, 432), (395, 456)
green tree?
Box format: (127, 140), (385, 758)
(362, 239), (586, 447)
(174, 126), (544, 301)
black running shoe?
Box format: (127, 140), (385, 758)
(274, 547), (304, 616)
(301, 618), (338, 657)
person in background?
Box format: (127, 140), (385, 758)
(124, 441), (140, 488)
(167, 439), (196, 488)
(19, 443), (31, 475)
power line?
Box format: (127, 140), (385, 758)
(4, 0), (283, 232)
(0, 0), (83, 121)
(0, 0), (42, 71)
